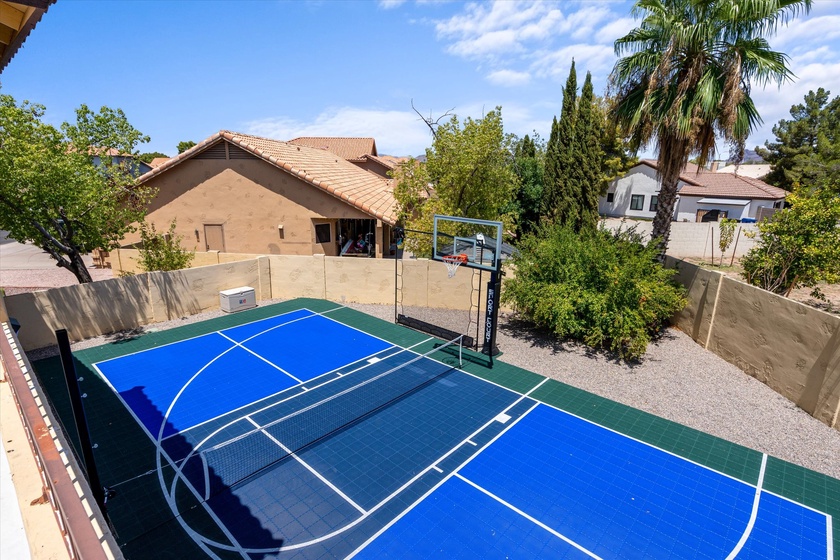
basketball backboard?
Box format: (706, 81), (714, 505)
(432, 215), (504, 273)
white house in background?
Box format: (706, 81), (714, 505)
(599, 160), (787, 222)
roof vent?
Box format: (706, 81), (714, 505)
(228, 144), (257, 160)
(194, 143), (227, 159)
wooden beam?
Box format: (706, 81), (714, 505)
(0, 3), (25, 31)
(0, 25), (14, 46)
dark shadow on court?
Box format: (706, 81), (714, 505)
(30, 355), (285, 559)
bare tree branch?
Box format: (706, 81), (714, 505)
(411, 99), (454, 140)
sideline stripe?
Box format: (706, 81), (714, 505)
(725, 453), (767, 559)
(454, 473), (602, 559)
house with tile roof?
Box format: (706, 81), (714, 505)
(288, 136), (395, 179)
(129, 131), (398, 258)
(599, 160), (787, 222)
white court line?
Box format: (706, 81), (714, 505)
(454, 473), (602, 559)
(827, 515), (833, 560)
(166, 345), (403, 439)
(725, 453), (767, 560)
(217, 331), (302, 383)
(91, 363), (249, 559)
(198, 378), (543, 555)
(92, 307), (318, 365)
(244, 417), (366, 515)
(180, 338), (437, 464)
(347, 400), (541, 559)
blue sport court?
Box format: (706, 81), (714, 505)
(31, 299), (838, 559)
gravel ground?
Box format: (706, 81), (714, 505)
(27, 299), (840, 481)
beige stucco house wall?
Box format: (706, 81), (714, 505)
(126, 132), (398, 259)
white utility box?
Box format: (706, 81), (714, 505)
(220, 286), (256, 313)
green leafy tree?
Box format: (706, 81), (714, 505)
(509, 133), (545, 240)
(741, 186), (840, 298)
(138, 151), (168, 164)
(0, 94), (154, 283)
(177, 140), (196, 154)
(545, 61), (579, 225)
(393, 107), (519, 255)
(757, 88), (840, 192)
(502, 223), (686, 360)
(718, 218), (737, 266)
(573, 72), (603, 230)
(137, 219), (195, 272)
(597, 95), (638, 191)
(611, 0), (810, 258)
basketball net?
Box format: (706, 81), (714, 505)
(442, 254), (468, 278)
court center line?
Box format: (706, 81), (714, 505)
(725, 453), (767, 560)
(244, 417), (367, 515)
(217, 331), (302, 383)
(454, 473), (603, 560)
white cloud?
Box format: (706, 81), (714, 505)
(486, 69), (531, 87)
(435, 1), (563, 60)
(530, 43), (617, 82)
(378, 0), (406, 9)
(747, 57), (840, 150)
(771, 15), (840, 51)
(595, 16), (636, 45)
(244, 107), (434, 156)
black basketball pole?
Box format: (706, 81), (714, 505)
(481, 255), (502, 366)
(56, 329), (107, 513)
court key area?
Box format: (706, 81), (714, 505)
(31, 299), (837, 559)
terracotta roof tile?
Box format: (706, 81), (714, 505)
(136, 131), (397, 224)
(288, 137), (377, 159)
(639, 159), (786, 200)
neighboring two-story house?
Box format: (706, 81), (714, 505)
(599, 160), (787, 222)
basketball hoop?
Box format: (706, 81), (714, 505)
(442, 254), (468, 278)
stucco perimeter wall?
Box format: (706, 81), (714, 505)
(5, 259), (271, 350)
(110, 248), (265, 276)
(267, 255), (476, 309)
(4, 274), (154, 351)
(668, 258), (840, 431)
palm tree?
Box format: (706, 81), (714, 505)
(610, 0), (811, 257)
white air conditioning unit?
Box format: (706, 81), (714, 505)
(219, 286), (256, 313)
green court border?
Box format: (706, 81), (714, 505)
(31, 298), (839, 558)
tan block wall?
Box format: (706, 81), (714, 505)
(669, 258), (840, 431)
(137, 158), (371, 256)
(109, 248), (265, 276)
(268, 255), (327, 300)
(4, 275), (154, 351)
(148, 260), (263, 321)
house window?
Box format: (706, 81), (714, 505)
(607, 192), (615, 203)
(315, 223), (331, 244)
(649, 195), (659, 212)
(630, 195), (645, 211)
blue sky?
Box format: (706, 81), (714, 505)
(3, 0), (840, 158)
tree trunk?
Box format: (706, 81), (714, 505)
(65, 248), (93, 284)
(651, 175), (679, 260)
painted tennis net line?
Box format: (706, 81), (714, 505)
(190, 335), (465, 497)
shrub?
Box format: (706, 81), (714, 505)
(741, 187), (840, 298)
(501, 224), (686, 360)
(137, 219), (195, 272)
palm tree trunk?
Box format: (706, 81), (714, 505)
(651, 175), (679, 260)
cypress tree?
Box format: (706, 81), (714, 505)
(552, 61), (578, 226)
(574, 72), (603, 230)
(542, 116), (560, 221)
